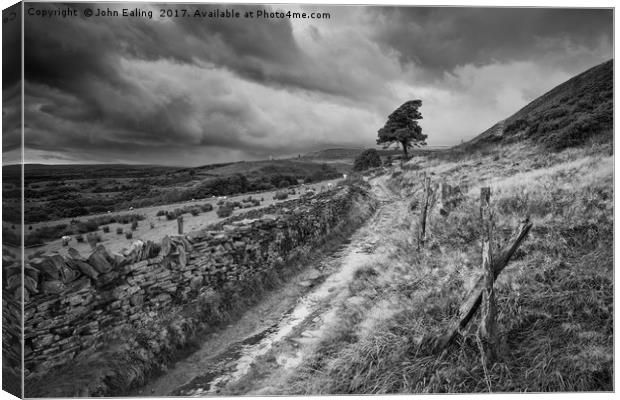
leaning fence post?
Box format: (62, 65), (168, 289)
(177, 216), (184, 235)
(434, 216), (532, 351)
(441, 182), (449, 203)
(418, 174), (431, 248)
(478, 187), (497, 361)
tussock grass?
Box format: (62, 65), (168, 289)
(285, 142), (612, 394)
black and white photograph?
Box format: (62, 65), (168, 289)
(1, 1), (615, 398)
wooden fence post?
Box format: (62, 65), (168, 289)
(441, 183), (450, 203)
(439, 182), (454, 214)
(418, 175), (431, 248)
(460, 181), (469, 196)
(479, 187), (497, 361)
(177, 216), (184, 235)
(435, 217), (532, 351)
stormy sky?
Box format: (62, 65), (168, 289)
(2, 3), (613, 166)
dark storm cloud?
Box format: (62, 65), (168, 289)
(3, 83), (21, 154)
(369, 7), (612, 74)
(23, 3), (326, 95)
(24, 75), (335, 162)
(22, 3), (373, 162)
(2, 3), (21, 88)
(2, 4), (22, 163)
(15, 3), (614, 166)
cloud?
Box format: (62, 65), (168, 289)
(24, 58), (382, 166)
(23, 3), (366, 99)
(11, 4), (614, 166)
(369, 7), (612, 75)
(2, 82), (21, 165)
(2, 3), (21, 88)
(406, 61), (583, 146)
(2, 4), (23, 164)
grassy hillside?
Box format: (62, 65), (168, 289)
(283, 141), (612, 394)
(465, 60), (612, 151)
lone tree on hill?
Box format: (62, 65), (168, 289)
(377, 99), (427, 159)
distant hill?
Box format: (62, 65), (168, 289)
(302, 147), (403, 162)
(19, 163), (179, 183)
(465, 59), (613, 150)
(302, 148), (366, 160)
(196, 159), (342, 178)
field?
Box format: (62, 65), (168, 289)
(2, 158), (344, 226)
(15, 178), (341, 258)
(271, 139), (613, 393)
(8, 139), (613, 395)
(0, 155), (359, 256)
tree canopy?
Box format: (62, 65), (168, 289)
(377, 100), (427, 158)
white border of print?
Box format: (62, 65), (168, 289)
(0, 2), (616, 400)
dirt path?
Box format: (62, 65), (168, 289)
(136, 176), (406, 396)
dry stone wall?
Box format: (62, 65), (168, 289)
(2, 247), (22, 397)
(21, 184), (373, 385)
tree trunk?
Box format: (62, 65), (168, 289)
(401, 141), (408, 159)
